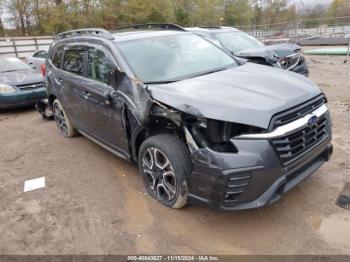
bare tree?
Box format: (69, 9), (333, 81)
(0, 0), (5, 37)
(0, 17), (4, 37)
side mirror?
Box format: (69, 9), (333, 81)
(103, 88), (118, 106)
(107, 69), (119, 88)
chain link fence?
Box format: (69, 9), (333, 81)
(235, 16), (350, 45)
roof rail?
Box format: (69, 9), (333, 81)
(198, 26), (222, 29)
(114, 23), (186, 32)
(55, 28), (115, 40)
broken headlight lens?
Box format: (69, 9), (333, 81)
(277, 57), (288, 69)
(0, 84), (16, 93)
(189, 119), (265, 153)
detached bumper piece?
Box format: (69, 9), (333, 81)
(36, 99), (53, 119)
(336, 183), (350, 210)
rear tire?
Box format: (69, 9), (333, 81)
(52, 99), (78, 138)
(138, 134), (191, 209)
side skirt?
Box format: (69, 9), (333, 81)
(78, 129), (130, 161)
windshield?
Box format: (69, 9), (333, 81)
(214, 31), (265, 53)
(0, 57), (32, 73)
(117, 34), (237, 83)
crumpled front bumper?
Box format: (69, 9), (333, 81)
(187, 133), (332, 211)
(288, 56), (309, 77)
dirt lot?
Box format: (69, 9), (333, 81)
(0, 55), (349, 255)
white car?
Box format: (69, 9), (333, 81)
(25, 49), (48, 70)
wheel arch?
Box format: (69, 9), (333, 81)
(48, 94), (57, 108)
(131, 115), (186, 164)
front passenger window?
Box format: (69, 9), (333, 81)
(87, 48), (115, 84)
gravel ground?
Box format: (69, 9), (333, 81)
(0, 55), (349, 255)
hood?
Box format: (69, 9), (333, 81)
(147, 63), (321, 129)
(234, 43), (301, 60)
(262, 43), (301, 57)
(0, 70), (43, 86)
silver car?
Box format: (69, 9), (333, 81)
(25, 49), (48, 70)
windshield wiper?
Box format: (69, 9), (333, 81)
(192, 67), (229, 78)
(144, 65), (235, 84)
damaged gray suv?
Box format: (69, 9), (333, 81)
(43, 24), (333, 210)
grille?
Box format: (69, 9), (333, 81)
(16, 82), (45, 90)
(223, 171), (251, 205)
(270, 95), (326, 130)
(271, 114), (329, 166)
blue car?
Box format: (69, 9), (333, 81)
(0, 57), (47, 109)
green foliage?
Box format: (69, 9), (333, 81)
(224, 0), (254, 26)
(327, 0), (350, 25)
(1, 0), (349, 36)
(147, 8), (167, 23)
(175, 7), (191, 26)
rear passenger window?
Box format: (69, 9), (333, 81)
(51, 46), (64, 68)
(63, 50), (85, 76)
(87, 48), (114, 84)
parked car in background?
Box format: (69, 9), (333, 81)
(25, 49), (48, 70)
(0, 56), (46, 109)
(43, 25), (331, 211)
(187, 26), (309, 77)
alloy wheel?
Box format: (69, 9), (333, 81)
(53, 103), (68, 136)
(142, 147), (177, 202)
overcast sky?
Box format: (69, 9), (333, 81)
(292, 0), (333, 7)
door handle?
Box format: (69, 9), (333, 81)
(82, 90), (91, 99)
(54, 77), (63, 85)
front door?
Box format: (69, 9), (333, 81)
(79, 45), (130, 157)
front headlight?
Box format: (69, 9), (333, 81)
(0, 84), (16, 93)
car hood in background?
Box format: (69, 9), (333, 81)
(0, 70), (43, 86)
(234, 43), (301, 59)
(147, 63), (321, 129)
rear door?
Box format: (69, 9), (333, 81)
(59, 45), (91, 131)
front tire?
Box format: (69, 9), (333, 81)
(138, 134), (191, 209)
(52, 99), (78, 138)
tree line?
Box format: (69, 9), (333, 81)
(0, 0), (349, 37)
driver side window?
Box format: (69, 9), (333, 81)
(87, 48), (115, 85)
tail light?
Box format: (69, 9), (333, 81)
(41, 64), (46, 77)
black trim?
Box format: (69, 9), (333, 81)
(114, 23), (185, 32)
(56, 28), (115, 40)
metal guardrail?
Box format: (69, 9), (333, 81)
(0, 36), (53, 58)
(235, 16), (350, 45)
